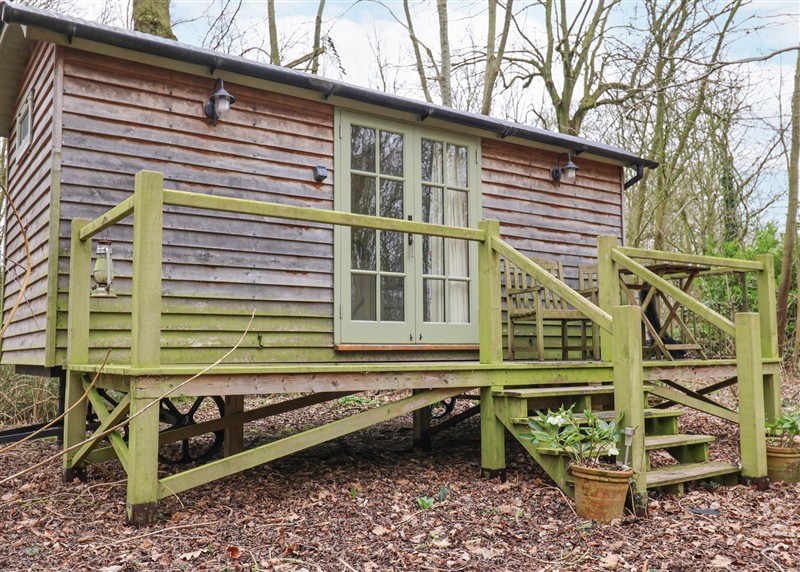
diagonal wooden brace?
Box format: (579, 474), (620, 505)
(80, 388), (131, 473)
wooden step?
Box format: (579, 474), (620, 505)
(508, 408), (683, 427)
(646, 462), (740, 488)
(494, 384), (655, 399)
(494, 385), (614, 398)
(645, 434), (714, 451)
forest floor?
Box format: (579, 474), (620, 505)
(0, 374), (798, 572)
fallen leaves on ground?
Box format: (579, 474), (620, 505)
(0, 379), (798, 571)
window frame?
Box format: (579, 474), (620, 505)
(333, 109), (481, 346)
(15, 91), (33, 157)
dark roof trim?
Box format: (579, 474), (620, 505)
(0, 1), (658, 170)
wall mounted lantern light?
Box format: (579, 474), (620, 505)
(551, 153), (580, 184)
(204, 79), (236, 125)
(91, 238), (117, 298)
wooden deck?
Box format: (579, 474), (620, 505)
(60, 171), (781, 524)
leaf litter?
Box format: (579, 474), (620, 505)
(0, 377), (798, 571)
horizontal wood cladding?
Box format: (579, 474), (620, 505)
(1, 42), (56, 366)
(55, 49), (470, 365)
(481, 138), (624, 279)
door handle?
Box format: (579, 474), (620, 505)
(407, 215), (413, 245)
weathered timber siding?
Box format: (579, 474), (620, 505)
(56, 49), (476, 365)
(481, 138), (623, 359)
(1, 42), (57, 365)
(482, 138), (624, 278)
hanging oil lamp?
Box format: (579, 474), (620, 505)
(91, 238), (117, 298)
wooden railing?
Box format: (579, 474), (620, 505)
(67, 171), (776, 498)
(597, 237), (777, 492)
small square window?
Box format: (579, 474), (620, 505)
(16, 93), (33, 155)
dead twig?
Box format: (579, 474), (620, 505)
(0, 349), (111, 455)
(107, 520), (220, 545)
(0, 311), (256, 487)
(0, 182), (32, 340)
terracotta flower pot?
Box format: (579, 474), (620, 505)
(766, 445), (800, 483)
(570, 464), (633, 522)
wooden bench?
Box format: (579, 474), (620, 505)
(504, 259), (598, 361)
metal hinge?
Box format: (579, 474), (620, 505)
(339, 304), (343, 319)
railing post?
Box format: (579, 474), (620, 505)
(131, 170), (164, 369)
(597, 236), (618, 361)
(478, 219), (506, 479)
(63, 219), (92, 481)
(736, 312), (769, 489)
(126, 170), (164, 525)
(612, 305), (646, 514)
(755, 253), (780, 422)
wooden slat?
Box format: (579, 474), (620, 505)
(493, 384), (614, 398)
(646, 462), (739, 488)
(162, 189), (486, 242)
(644, 434), (714, 450)
(616, 246), (762, 272)
(647, 385), (739, 423)
(78, 196), (134, 240)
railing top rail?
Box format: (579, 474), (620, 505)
(616, 246), (763, 272)
(163, 189), (486, 242)
(78, 196), (135, 241)
(611, 249), (736, 337)
(492, 236), (613, 333)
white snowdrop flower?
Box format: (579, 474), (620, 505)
(608, 446), (619, 456)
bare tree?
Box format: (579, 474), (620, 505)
(777, 50), (800, 354)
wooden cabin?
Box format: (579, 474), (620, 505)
(0, 2), (781, 524)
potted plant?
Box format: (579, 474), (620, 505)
(522, 405), (633, 522)
(766, 409), (800, 483)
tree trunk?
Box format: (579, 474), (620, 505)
(311, 0), (326, 74)
(777, 50), (800, 354)
(436, 0), (453, 107)
(481, 0), (513, 116)
(403, 0), (433, 103)
(132, 0), (176, 40)
(267, 0), (280, 65)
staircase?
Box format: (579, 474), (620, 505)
(493, 384), (740, 497)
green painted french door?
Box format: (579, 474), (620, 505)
(335, 111), (479, 345)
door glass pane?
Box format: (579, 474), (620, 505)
(352, 275), (376, 320)
(424, 278), (445, 322)
(380, 180), (403, 219)
(351, 175), (376, 215)
(380, 131), (404, 177)
(446, 189), (469, 277)
(422, 186), (443, 275)
(380, 179), (404, 273)
(381, 276), (404, 321)
(352, 228), (376, 270)
(421, 139), (443, 183)
(449, 281), (469, 323)
(381, 232), (403, 273)
(447, 144), (468, 187)
(351, 126), (376, 172)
